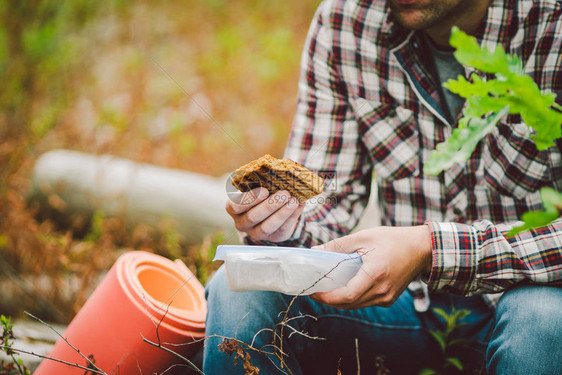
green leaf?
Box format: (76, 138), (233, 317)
(445, 357), (464, 371)
(448, 337), (470, 347)
(454, 309), (471, 321)
(429, 329), (447, 353)
(542, 187), (562, 210)
(0, 315), (11, 329)
(432, 27), (562, 177)
(508, 187), (562, 235)
(530, 110), (562, 149)
(419, 368), (440, 375)
(453, 322), (469, 329)
(507, 210), (559, 236)
(449, 26), (522, 76)
(433, 308), (450, 323)
(433, 307), (456, 336)
(424, 107), (508, 175)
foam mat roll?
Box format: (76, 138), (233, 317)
(34, 251), (206, 374)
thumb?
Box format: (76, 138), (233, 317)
(313, 233), (363, 254)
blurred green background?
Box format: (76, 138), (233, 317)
(0, 0), (320, 323)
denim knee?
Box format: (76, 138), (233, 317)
(486, 286), (562, 375)
(203, 266), (303, 374)
(205, 266), (285, 338)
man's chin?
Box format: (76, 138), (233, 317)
(388, 0), (436, 30)
(392, 11), (431, 30)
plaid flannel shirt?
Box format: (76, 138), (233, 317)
(244, 0), (562, 309)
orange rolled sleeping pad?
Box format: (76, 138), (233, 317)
(34, 251), (206, 374)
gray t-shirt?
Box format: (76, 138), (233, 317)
(425, 35), (465, 123)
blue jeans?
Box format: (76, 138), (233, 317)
(203, 267), (562, 374)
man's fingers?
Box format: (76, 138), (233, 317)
(247, 197), (301, 240)
(226, 187), (269, 215)
(254, 201), (305, 242)
(273, 202), (305, 237)
(235, 190), (291, 232)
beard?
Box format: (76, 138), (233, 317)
(387, 0), (470, 30)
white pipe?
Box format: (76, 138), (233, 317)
(29, 150), (238, 244)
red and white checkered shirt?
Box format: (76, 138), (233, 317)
(245, 0), (562, 309)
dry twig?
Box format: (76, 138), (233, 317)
(24, 312), (105, 374)
(0, 345), (106, 375)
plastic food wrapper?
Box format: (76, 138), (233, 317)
(214, 245), (363, 295)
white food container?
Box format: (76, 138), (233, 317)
(214, 245), (363, 295)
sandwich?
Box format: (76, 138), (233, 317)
(231, 154), (324, 203)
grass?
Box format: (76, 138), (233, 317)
(0, 0), (320, 323)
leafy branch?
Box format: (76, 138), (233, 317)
(419, 307), (472, 375)
(1, 315), (30, 375)
(1, 313), (105, 374)
(423, 106), (508, 175)
(423, 26), (562, 233)
(508, 188), (562, 236)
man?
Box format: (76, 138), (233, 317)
(204, 0), (562, 373)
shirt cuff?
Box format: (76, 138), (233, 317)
(425, 221), (479, 295)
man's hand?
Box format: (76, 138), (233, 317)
(226, 187), (306, 243)
(310, 225), (433, 309)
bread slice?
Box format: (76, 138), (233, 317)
(231, 154), (324, 203)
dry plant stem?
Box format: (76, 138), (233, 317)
(4, 344), (26, 375)
(140, 334), (204, 375)
(251, 327), (281, 348)
(355, 338), (360, 375)
(276, 252), (364, 371)
(141, 301), (205, 375)
(235, 312), (251, 339)
(0, 345), (107, 375)
(12, 353), (25, 374)
(210, 334), (288, 373)
(145, 253), (364, 375)
(285, 323), (322, 340)
(207, 334), (276, 358)
(259, 343), (286, 357)
(142, 300), (278, 375)
(161, 332), (281, 368)
(158, 335), (206, 348)
(153, 300), (169, 346)
(1, 325), (27, 375)
(283, 315), (322, 340)
(24, 311), (102, 373)
(160, 363), (194, 375)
